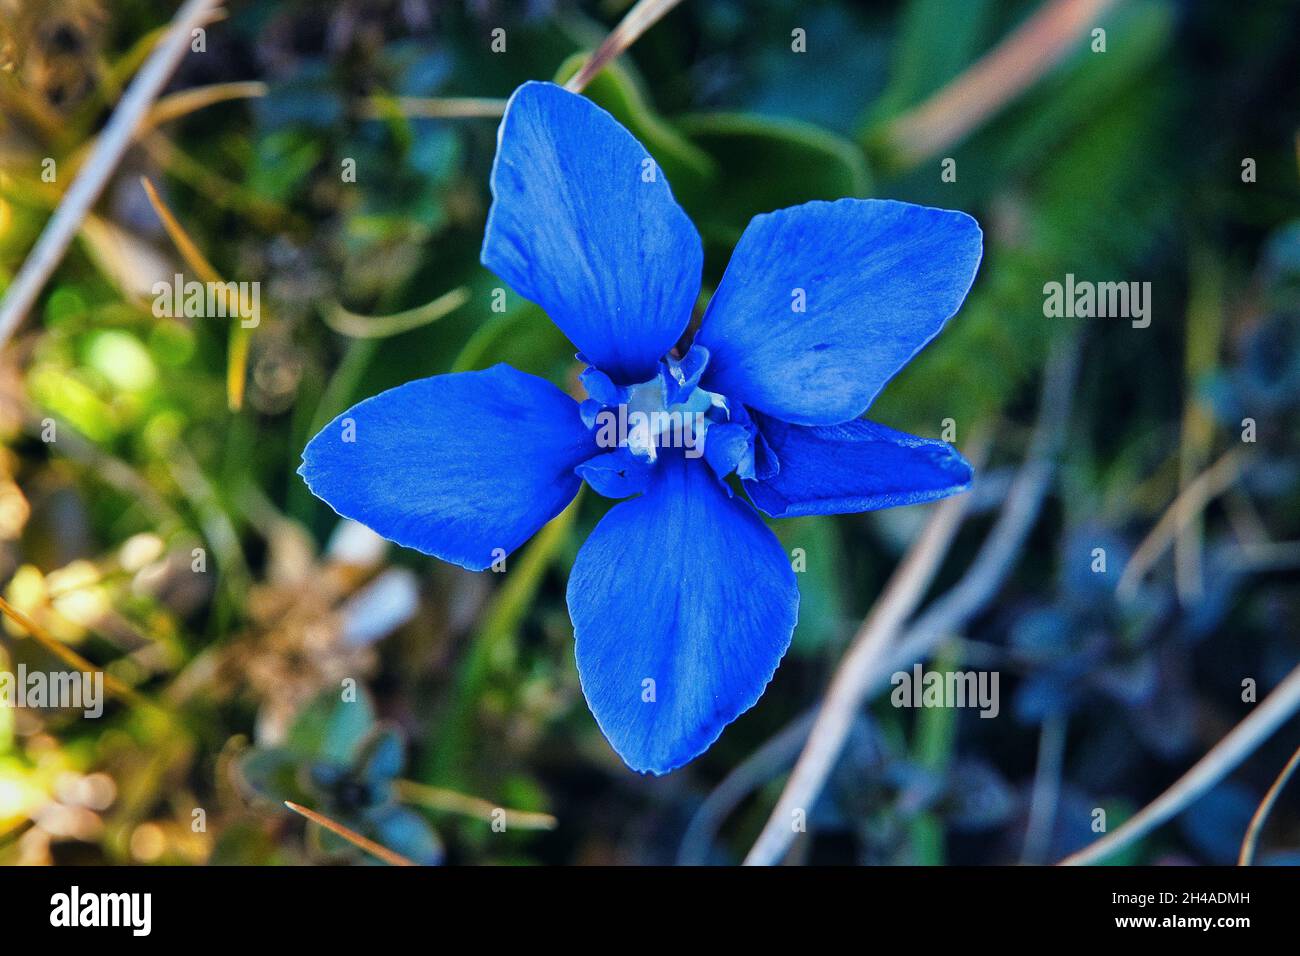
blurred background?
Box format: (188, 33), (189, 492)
(0, 0), (1298, 866)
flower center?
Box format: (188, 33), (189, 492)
(620, 376), (724, 462)
(577, 344), (776, 489)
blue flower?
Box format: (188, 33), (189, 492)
(300, 81), (982, 774)
(238, 690), (444, 865)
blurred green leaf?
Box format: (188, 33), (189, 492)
(775, 516), (847, 655)
(966, 0), (1173, 188)
(237, 747), (305, 804)
(208, 821), (288, 865)
(286, 689), (376, 766)
(245, 129), (323, 204)
(868, 0), (995, 123)
(674, 112), (872, 249)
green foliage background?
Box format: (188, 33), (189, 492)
(0, 0), (1298, 865)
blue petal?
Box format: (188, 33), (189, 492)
(661, 343), (709, 406)
(702, 422), (750, 483)
(578, 365), (626, 407)
(703, 401), (778, 482)
(300, 364), (595, 571)
(576, 448), (654, 500)
(696, 199), (982, 425)
(365, 805), (445, 866)
(567, 452), (799, 774)
(744, 414), (972, 519)
(482, 81), (703, 384)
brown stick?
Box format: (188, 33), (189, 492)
(1060, 663), (1300, 865)
(884, 0), (1120, 165)
(742, 450), (982, 865)
(1117, 449), (1249, 601)
(565, 0), (687, 93)
(1238, 745), (1300, 866)
(283, 801), (416, 867)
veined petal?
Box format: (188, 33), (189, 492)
(567, 453), (799, 774)
(744, 414), (972, 519)
(482, 81), (703, 384)
(300, 364), (596, 571)
(696, 198), (982, 425)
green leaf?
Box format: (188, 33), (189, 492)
(674, 112), (871, 248)
(971, 0), (1172, 185)
(245, 129), (323, 204)
(427, 497), (581, 786)
(286, 688), (377, 766)
(208, 821), (287, 865)
(237, 747), (307, 805)
(774, 516), (847, 655)
(868, 0), (995, 123)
